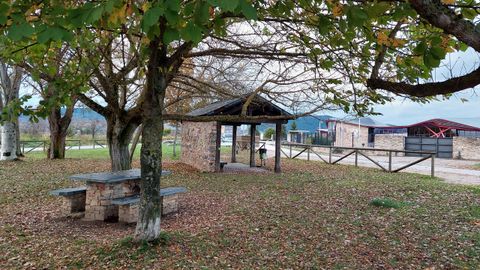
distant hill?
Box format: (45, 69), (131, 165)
(19, 107), (104, 122)
(19, 108), (334, 134)
(258, 115), (333, 133)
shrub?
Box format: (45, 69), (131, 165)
(264, 128), (275, 139)
(369, 198), (406, 209)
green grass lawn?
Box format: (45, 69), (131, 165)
(1, 158), (479, 269)
(25, 144), (181, 160)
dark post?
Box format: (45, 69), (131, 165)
(388, 151), (392, 172)
(354, 150), (358, 167)
(329, 146), (332, 164)
(307, 147), (310, 161)
(275, 122), (282, 173)
(431, 154), (435, 178)
(215, 122), (222, 172)
(249, 124), (256, 167)
(231, 125), (237, 163)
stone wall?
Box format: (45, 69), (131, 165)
(334, 122), (369, 147)
(374, 134), (405, 150)
(180, 121), (217, 172)
(453, 137), (480, 160)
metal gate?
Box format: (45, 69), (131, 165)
(404, 137), (453, 158)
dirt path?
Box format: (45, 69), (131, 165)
(263, 142), (480, 185)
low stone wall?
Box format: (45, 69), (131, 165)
(180, 121), (217, 172)
(453, 137), (480, 160)
(374, 134), (405, 150)
(373, 134), (406, 156)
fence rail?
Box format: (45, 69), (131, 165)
(93, 140), (107, 149)
(19, 139), (103, 154)
(65, 140), (81, 150)
(20, 140), (47, 154)
(281, 142), (436, 177)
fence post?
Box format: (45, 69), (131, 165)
(289, 144), (292, 158)
(93, 140), (95, 149)
(307, 147), (310, 161)
(22, 143), (25, 154)
(43, 141), (46, 152)
(328, 147), (332, 164)
(354, 150), (358, 167)
(388, 151), (392, 172)
(431, 154), (435, 178)
(78, 140), (81, 150)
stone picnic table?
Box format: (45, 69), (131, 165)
(68, 169), (171, 221)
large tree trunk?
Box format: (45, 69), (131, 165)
(47, 104), (75, 159)
(49, 131), (67, 159)
(135, 42), (167, 242)
(106, 116), (138, 172)
(0, 121), (17, 161)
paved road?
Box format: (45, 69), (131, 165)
(263, 142), (480, 185)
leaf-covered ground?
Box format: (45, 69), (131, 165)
(1, 157), (479, 269)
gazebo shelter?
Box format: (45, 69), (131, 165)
(180, 95), (291, 173)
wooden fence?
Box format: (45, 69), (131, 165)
(281, 142), (436, 177)
(19, 140), (104, 154)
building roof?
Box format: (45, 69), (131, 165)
(327, 117), (390, 128)
(187, 94), (292, 124)
(389, 118), (480, 131)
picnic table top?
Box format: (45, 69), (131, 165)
(69, 169), (171, 184)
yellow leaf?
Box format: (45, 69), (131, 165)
(396, 56), (404, 65)
(332, 4), (343, 17)
(109, 4), (127, 24)
(441, 0), (455, 4)
(377, 31), (390, 46)
(392, 38), (406, 47)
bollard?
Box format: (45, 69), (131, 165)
(355, 150), (358, 167)
(388, 151), (392, 172)
(431, 154), (435, 178)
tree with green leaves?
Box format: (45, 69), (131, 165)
(17, 43), (86, 159)
(76, 31), (144, 171)
(264, 0), (480, 111)
(263, 127), (275, 140)
(290, 121), (297, 130)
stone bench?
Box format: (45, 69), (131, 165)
(50, 187), (87, 216)
(112, 187), (187, 223)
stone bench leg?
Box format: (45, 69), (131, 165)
(61, 193), (86, 216)
(117, 194), (180, 223)
(84, 183), (118, 221)
(118, 204), (139, 223)
(162, 194), (179, 215)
